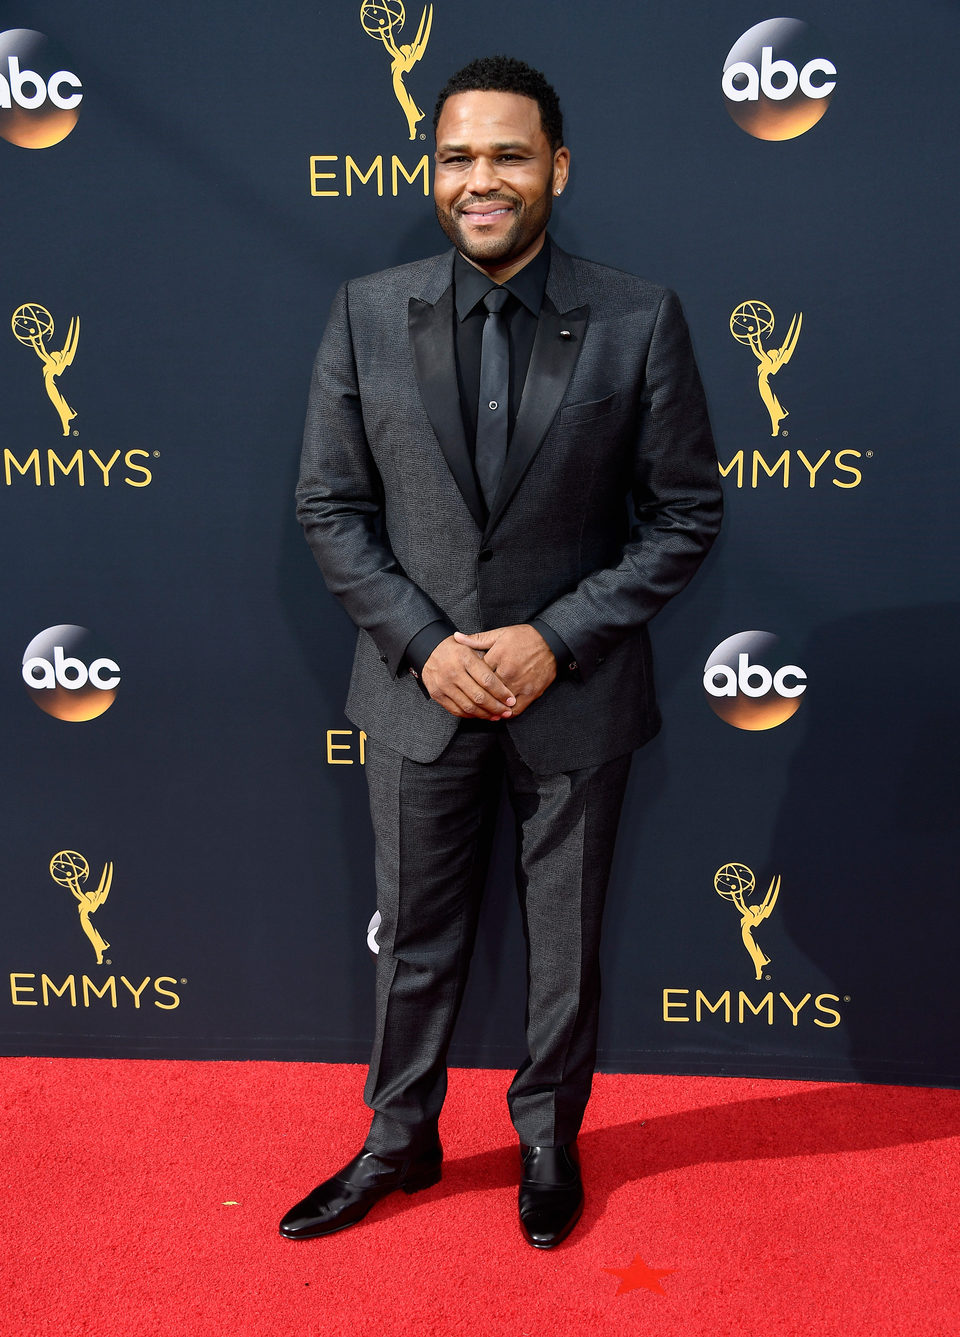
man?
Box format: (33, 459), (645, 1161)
(283, 56), (721, 1248)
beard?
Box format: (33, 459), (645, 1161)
(435, 178), (554, 267)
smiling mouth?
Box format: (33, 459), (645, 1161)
(459, 204), (515, 223)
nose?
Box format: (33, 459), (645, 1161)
(465, 155), (500, 195)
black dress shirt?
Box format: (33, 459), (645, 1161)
(405, 241), (575, 680)
(452, 243), (547, 449)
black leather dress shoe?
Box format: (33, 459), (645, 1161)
(517, 1143), (583, 1249)
(279, 1144), (442, 1240)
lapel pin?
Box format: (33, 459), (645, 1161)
(559, 329), (572, 339)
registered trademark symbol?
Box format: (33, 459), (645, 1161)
(781, 430), (789, 437)
(843, 995), (851, 1002)
(72, 430), (79, 437)
(153, 451), (160, 458)
(105, 959), (112, 966)
(764, 973), (771, 981)
(419, 133), (425, 140)
(181, 978), (187, 984)
(866, 451), (874, 458)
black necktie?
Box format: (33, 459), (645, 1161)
(475, 287), (511, 508)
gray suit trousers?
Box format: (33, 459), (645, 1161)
(361, 726), (631, 1155)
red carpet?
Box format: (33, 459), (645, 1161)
(2, 1058), (958, 1336)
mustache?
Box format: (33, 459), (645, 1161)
(455, 194), (521, 214)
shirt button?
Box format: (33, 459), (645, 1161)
(478, 549), (494, 562)
(488, 400), (498, 410)
(568, 661), (578, 673)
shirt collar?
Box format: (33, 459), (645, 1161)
(453, 237), (551, 321)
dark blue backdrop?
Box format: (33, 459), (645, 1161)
(2, 0), (957, 1086)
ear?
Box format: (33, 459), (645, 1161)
(552, 146), (570, 195)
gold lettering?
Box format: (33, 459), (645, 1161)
(82, 975), (117, 1008)
(124, 449), (153, 487)
(662, 988), (690, 1022)
(309, 154), (340, 197)
(4, 448), (41, 486)
(738, 991), (774, 1024)
(718, 451), (744, 487)
(154, 977), (181, 1010)
(752, 449), (789, 488)
(326, 729), (355, 764)
(695, 990), (731, 1022)
(345, 155), (383, 197)
(120, 976), (151, 1008)
(48, 449), (84, 486)
(778, 992), (812, 1026)
(814, 993), (842, 1028)
(391, 154), (429, 195)
(9, 973), (37, 1005)
(89, 449), (122, 485)
(359, 729), (367, 765)
(833, 450), (863, 489)
(41, 974), (77, 1007)
(796, 449), (831, 488)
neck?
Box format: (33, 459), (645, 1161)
(460, 232), (547, 285)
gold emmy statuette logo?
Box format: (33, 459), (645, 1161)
(50, 849), (113, 964)
(714, 862), (781, 980)
(730, 300), (801, 438)
(12, 302), (79, 435)
(360, 0), (432, 140)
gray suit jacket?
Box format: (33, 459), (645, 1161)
(297, 239), (722, 773)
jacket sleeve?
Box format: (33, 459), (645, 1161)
(295, 282), (448, 676)
(534, 289), (723, 681)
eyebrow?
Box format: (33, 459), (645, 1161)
(437, 140), (534, 154)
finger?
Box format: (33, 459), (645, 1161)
(425, 671), (510, 719)
(463, 657), (516, 706)
(453, 630), (495, 649)
(459, 678), (513, 717)
(425, 665), (514, 715)
(442, 682), (511, 719)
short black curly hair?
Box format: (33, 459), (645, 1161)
(433, 56), (564, 151)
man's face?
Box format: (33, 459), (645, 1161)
(434, 90), (570, 277)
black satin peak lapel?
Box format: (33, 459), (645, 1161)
(485, 300), (589, 536)
(408, 291), (486, 531)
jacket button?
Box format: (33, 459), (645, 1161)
(478, 548), (494, 562)
(379, 655), (388, 664)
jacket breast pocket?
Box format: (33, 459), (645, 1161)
(558, 392), (619, 425)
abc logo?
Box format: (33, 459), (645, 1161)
(722, 18), (836, 141)
(22, 625), (120, 721)
(367, 910), (382, 957)
(703, 631), (806, 731)
(0, 29), (82, 149)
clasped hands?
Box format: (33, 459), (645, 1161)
(421, 624), (557, 721)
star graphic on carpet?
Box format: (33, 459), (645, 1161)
(603, 1255), (677, 1296)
